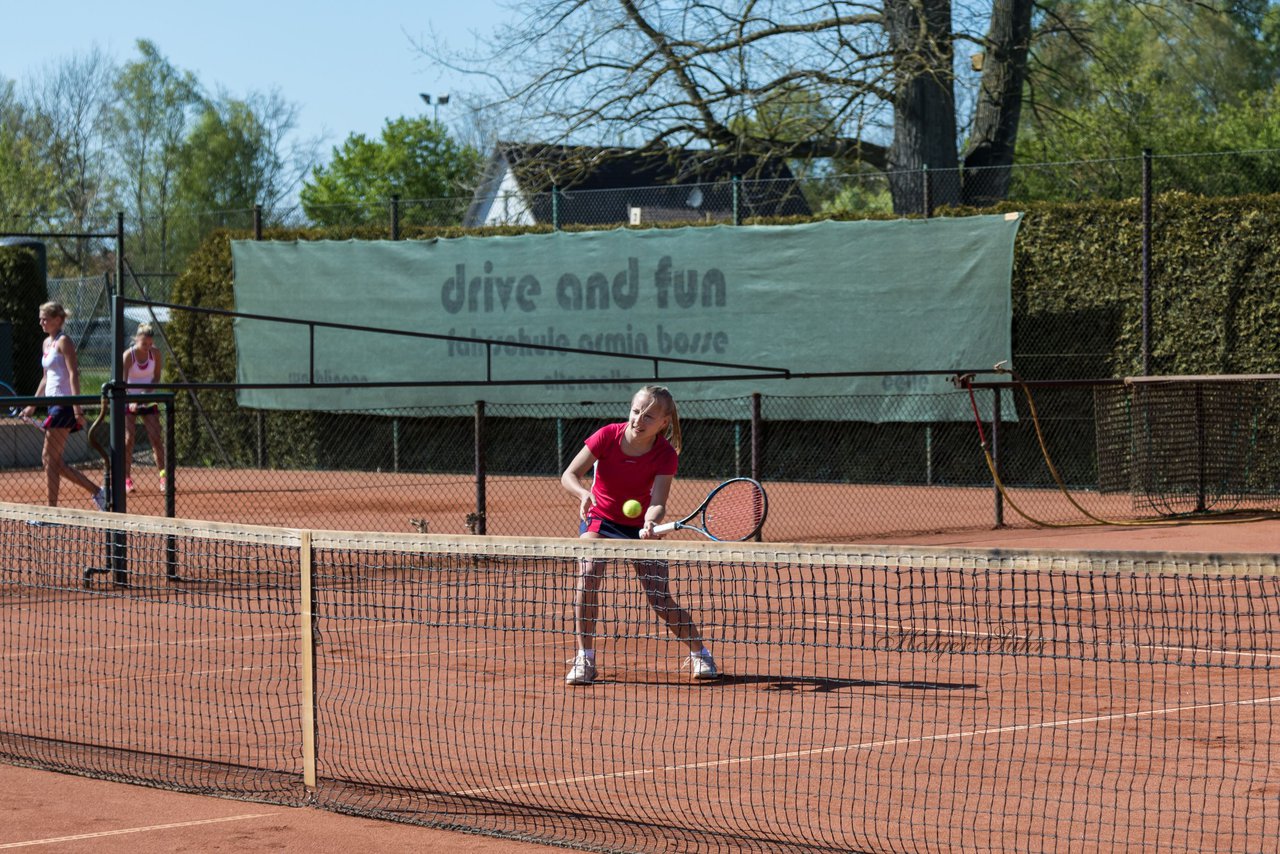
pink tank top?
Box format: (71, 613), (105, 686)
(127, 347), (156, 391)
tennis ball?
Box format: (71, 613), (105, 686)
(622, 499), (643, 518)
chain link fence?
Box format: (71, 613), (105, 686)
(10, 148), (1280, 275)
(5, 148), (1280, 538)
(7, 377), (1264, 541)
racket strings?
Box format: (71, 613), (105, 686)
(703, 480), (767, 540)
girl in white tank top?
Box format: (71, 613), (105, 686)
(25, 302), (106, 509)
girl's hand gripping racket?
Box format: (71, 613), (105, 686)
(653, 477), (768, 541)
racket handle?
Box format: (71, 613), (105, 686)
(652, 520), (676, 534)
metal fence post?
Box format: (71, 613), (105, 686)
(551, 186), (560, 231)
(110, 212), (127, 517)
(256, 411), (268, 469)
(253, 204), (263, 240)
(750, 392), (763, 541)
(750, 392), (762, 481)
(110, 212), (128, 584)
(1141, 148), (1153, 376)
(992, 387), (1004, 528)
(922, 164), (932, 218)
(390, 194), (401, 241)
(733, 176), (741, 225)
(474, 400), (487, 534)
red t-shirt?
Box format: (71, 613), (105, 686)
(584, 422), (678, 524)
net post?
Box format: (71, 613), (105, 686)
(992, 387), (1004, 528)
(165, 395), (177, 578)
(109, 526), (128, 587)
(298, 528), (317, 790)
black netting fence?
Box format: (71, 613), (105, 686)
(7, 378), (1267, 540)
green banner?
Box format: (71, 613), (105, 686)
(231, 215), (1020, 420)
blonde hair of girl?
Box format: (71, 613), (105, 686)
(638, 385), (682, 455)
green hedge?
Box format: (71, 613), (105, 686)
(1001, 193), (1280, 379)
(0, 245), (46, 393)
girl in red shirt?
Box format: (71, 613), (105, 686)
(559, 385), (718, 686)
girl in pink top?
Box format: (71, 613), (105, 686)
(121, 323), (166, 493)
(559, 385), (718, 686)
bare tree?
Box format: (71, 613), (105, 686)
(962, 0), (1033, 204)
(885, 0), (959, 210)
(25, 48), (118, 270)
(419, 0), (1036, 212)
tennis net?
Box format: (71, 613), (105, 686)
(2, 501), (1279, 852)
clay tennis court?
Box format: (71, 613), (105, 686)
(0, 463), (1231, 542)
(3, 492), (1279, 852)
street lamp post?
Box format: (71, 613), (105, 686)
(419, 93), (450, 123)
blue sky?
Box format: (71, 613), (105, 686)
(0, 0), (510, 158)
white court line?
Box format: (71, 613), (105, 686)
(449, 692), (1280, 797)
(0, 813), (277, 848)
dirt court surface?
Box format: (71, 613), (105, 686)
(0, 762), (557, 852)
(900, 514), (1280, 553)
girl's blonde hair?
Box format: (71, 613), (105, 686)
(135, 322), (154, 339)
(38, 301), (67, 320)
(637, 385), (682, 454)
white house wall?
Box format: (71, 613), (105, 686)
(479, 166), (535, 226)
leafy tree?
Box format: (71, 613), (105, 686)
(168, 91), (315, 264)
(0, 79), (57, 229)
(7, 44), (316, 279)
(300, 116), (482, 227)
(1015, 0), (1280, 198)
(108, 40), (202, 273)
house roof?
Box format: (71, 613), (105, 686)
(464, 142), (812, 227)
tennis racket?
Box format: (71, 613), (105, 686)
(653, 477), (768, 541)
(0, 380), (44, 429)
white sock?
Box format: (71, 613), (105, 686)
(579, 649), (595, 661)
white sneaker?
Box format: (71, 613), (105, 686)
(686, 650), (720, 680)
(565, 652), (597, 686)
(92, 488), (107, 510)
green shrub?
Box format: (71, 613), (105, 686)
(0, 245), (46, 393)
